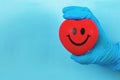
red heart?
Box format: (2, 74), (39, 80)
(59, 19), (98, 56)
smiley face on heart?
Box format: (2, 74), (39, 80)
(59, 19), (98, 56)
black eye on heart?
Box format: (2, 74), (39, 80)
(72, 27), (85, 35)
(72, 28), (77, 35)
(80, 28), (85, 35)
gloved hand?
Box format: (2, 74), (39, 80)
(62, 6), (120, 70)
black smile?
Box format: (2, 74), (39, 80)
(67, 35), (90, 46)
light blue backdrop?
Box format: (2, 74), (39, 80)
(0, 0), (120, 80)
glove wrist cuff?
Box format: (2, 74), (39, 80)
(104, 42), (120, 70)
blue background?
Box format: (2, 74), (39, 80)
(0, 0), (120, 80)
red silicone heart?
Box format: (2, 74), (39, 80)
(59, 19), (98, 56)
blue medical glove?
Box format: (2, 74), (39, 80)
(62, 6), (120, 70)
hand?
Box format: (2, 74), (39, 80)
(62, 6), (120, 70)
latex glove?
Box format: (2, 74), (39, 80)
(62, 6), (120, 70)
